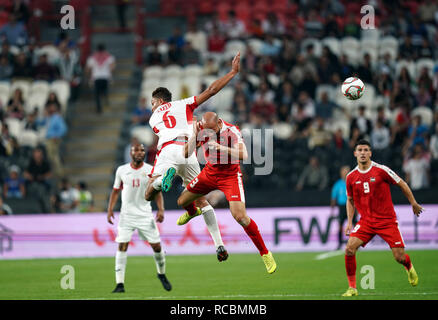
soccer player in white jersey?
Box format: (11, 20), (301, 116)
(107, 143), (171, 293)
(145, 52), (241, 261)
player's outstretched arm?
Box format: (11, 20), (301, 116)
(397, 179), (423, 217)
(107, 189), (121, 224)
(184, 117), (199, 158)
(154, 191), (165, 223)
(196, 52), (240, 106)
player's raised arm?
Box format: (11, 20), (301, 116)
(397, 179), (423, 217)
(196, 52), (240, 106)
(184, 116), (199, 158)
(154, 191), (165, 223)
(209, 140), (248, 161)
(107, 188), (121, 224)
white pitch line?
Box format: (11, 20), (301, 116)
(315, 250), (344, 260)
(69, 291), (438, 300)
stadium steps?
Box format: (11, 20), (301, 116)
(63, 2), (137, 212)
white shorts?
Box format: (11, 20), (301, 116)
(116, 215), (160, 244)
(151, 143), (200, 186)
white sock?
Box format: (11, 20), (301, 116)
(115, 250), (128, 284)
(153, 250), (166, 274)
(152, 176), (162, 190)
(201, 205), (224, 248)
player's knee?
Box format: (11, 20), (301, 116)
(118, 243), (129, 252)
(345, 245), (356, 256)
(151, 243), (161, 252)
(195, 198), (209, 208)
(177, 196), (187, 207)
(394, 252), (405, 264)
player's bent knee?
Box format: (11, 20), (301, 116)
(345, 245), (356, 256)
(195, 198), (209, 208)
(150, 243), (162, 252)
(118, 243), (129, 251)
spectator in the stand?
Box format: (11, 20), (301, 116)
(247, 18), (264, 38)
(290, 54), (317, 87)
(0, 54), (12, 80)
(33, 53), (59, 82)
(241, 45), (258, 73)
(0, 123), (13, 157)
(418, 0), (438, 24)
(45, 92), (61, 111)
(403, 144), (430, 190)
(0, 14), (27, 46)
(291, 91), (315, 131)
(203, 57), (218, 75)
(44, 102), (67, 178)
(232, 92), (249, 124)
(6, 88), (25, 120)
(376, 66), (393, 96)
(181, 42), (200, 66)
(77, 181), (94, 213)
(350, 105), (372, 139)
(397, 67), (415, 94)
(331, 128), (348, 151)
(338, 54), (355, 81)
(1, 41), (15, 64)
(417, 38), (434, 59)
(355, 53), (374, 84)
(204, 12), (225, 35)
(185, 23), (207, 55)
(223, 10), (246, 39)
(315, 91), (338, 120)
(430, 122), (438, 160)
(167, 43), (181, 64)
(57, 43), (81, 101)
(296, 156), (329, 191)
(12, 51), (32, 79)
(375, 106), (390, 128)
(304, 9), (324, 38)
(324, 13), (340, 37)
(3, 165), (25, 198)
(399, 35), (416, 60)
(167, 26), (185, 52)
(57, 177), (79, 213)
(260, 34), (281, 57)
(207, 26), (226, 53)
(275, 81), (294, 111)
(371, 119), (391, 150)
(251, 94), (276, 124)
(414, 85), (433, 108)
(407, 114), (429, 148)
(253, 81), (274, 104)
(407, 16), (428, 48)
(262, 12), (285, 36)
(343, 13), (360, 38)
(24, 109), (39, 132)
(0, 195), (12, 215)
(86, 43), (116, 113)
(307, 117), (332, 150)
(318, 55), (337, 84)
(131, 96), (152, 128)
(55, 31), (76, 49)
(11, 0), (29, 24)
(24, 148), (52, 213)
(417, 67), (433, 91)
(145, 41), (163, 66)
(349, 127), (366, 150)
(391, 103), (410, 145)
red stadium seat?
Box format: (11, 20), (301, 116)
(216, 2), (231, 21)
(235, 2), (251, 23)
(30, 0), (54, 12)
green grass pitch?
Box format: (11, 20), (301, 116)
(0, 250), (437, 300)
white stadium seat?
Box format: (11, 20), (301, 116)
(247, 38), (264, 56)
(18, 130), (39, 148)
(211, 87), (234, 112)
(341, 37), (360, 53)
(411, 106), (434, 127)
(379, 46), (398, 61)
(202, 75), (218, 87)
(360, 37), (378, 51)
(315, 84), (336, 103)
(5, 117), (23, 139)
(415, 58), (435, 78)
(50, 80), (70, 113)
(301, 38), (322, 57)
(36, 45), (61, 65)
(0, 81), (10, 106)
(163, 64), (183, 79)
(380, 36), (399, 51)
(181, 76), (201, 97)
(30, 80), (50, 96)
(361, 28), (381, 40)
(395, 59), (416, 78)
(130, 126), (155, 146)
(10, 80), (31, 101)
(321, 37), (341, 56)
(143, 65), (163, 79)
(183, 64), (203, 78)
(25, 92), (48, 115)
(225, 40), (247, 56)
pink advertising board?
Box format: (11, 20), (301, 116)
(0, 205), (437, 259)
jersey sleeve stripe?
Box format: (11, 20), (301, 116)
(376, 163), (401, 183)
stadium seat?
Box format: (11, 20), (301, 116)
(411, 106), (434, 127)
(361, 28), (381, 40)
(130, 126), (155, 146)
(10, 80), (31, 101)
(5, 117), (23, 139)
(395, 59), (416, 78)
(143, 65), (163, 79)
(36, 45), (61, 65)
(321, 37), (341, 57)
(163, 64), (183, 79)
(225, 40), (247, 57)
(141, 78), (161, 92)
(157, 42), (169, 55)
(216, 110), (234, 123)
(18, 130), (39, 148)
(379, 46), (398, 61)
(267, 74), (280, 88)
(183, 64), (204, 78)
(360, 37), (378, 51)
(211, 87), (234, 111)
(360, 47), (378, 64)
(247, 38), (264, 56)
(247, 74), (261, 87)
(315, 84), (336, 103)
(202, 75), (218, 87)
(25, 92), (48, 115)
(181, 76), (201, 97)
(301, 38), (322, 57)
(341, 37), (360, 53)
(162, 78), (182, 100)
(415, 58), (435, 78)
(50, 80), (71, 113)
(0, 81), (10, 107)
(380, 36), (399, 50)
(273, 122), (293, 140)
(30, 80), (50, 96)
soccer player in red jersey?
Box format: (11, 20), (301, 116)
(342, 139), (423, 296)
(176, 112), (277, 274)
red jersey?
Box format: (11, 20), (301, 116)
(346, 161), (402, 226)
(198, 119), (243, 173)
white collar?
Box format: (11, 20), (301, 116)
(356, 161), (374, 174)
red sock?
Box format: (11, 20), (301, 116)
(184, 202), (197, 216)
(345, 255), (357, 289)
(402, 254), (412, 271)
(243, 219), (268, 256)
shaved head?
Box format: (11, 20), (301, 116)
(201, 112), (221, 133)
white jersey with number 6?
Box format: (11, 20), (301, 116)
(149, 96), (198, 149)
(113, 162), (153, 217)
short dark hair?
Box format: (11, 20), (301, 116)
(152, 87), (172, 102)
(97, 43), (105, 51)
(354, 139), (372, 150)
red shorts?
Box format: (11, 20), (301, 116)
(350, 219), (405, 248)
(186, 165), (245, 202)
